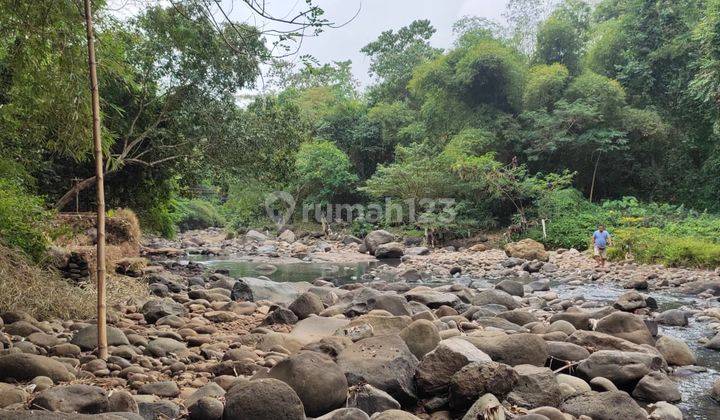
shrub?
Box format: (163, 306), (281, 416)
(142, 201), (178, 239)
(610, 227), (720, 268)
(0, 178), (51, 261)
(174, 199), (226, 232)
(527, 189), (616, 249)
(222, 180), (274, 229)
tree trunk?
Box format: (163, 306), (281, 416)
(589, 151), (602, 203)
(55, 175), (97, 211)
(83, 0), (108, 360)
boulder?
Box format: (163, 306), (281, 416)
(632, 371), (681, 402)
(399, 319), (440, 360)
(263, 307), (299, 325)
(506, 365), (562, 409)
(32, 384), (108, 414)
(266, 351), (348, 417)
(337, 335), (419, 404)
(371, 410), (421, 420)
(279, 230), (296, 243)
(346, 384), (400, 416)
(577, 350), (663, 387)
(231, 277), (311, 305)
(463, 333), (548, 366)
(461, 393), (506, 420)
(188, 396), (224, 420)
(141, 299), (188, 323)
(145, 337), (187, 357)
(655, 309), (689, 327)
(448, 361), (518, 410)
(546, 342), (590, 363)
(495, 280), (524, 297)
(560, 391), (648, 420)
(472, 290), (520, 310)
(290, 316), (351, 346)
(71, 326), (129, 350)
(648, 401), (683, 420)
(316, 408), (370, 420)
(365, 294), (412, 317)
(504, 239), (548, 262)
(404, 289), (460, 309)
(613, 291), (647, 312)
(0, 384), (27, 409)
(138, 381), (180, 398)
(107, 390), (138, 413)
(656, 335), (696, 366)
(0, 354), (73, 383)
(594, 312), (654, 345)
(375, 242), (404, 259)
(223, 378), (305, 420)
(364, 230), (394, 255)
(138, 400), (181, 420)
(415, 337), (492, 395)
(288, 293), (324, 320)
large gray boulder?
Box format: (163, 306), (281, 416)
(404, 288), (460, 309)
(231, 277), (311, 305)
(141, 299), (188, 323)
(560, 391), (647, 420)
(577, 350), (663, 387)
(288, 292), (324, 320)
(0, 353), (73, 383)
(415, 337), (492, 395)
(655, 335), (696, 366)
(506, 365), (563, 409)
(145, 337), (187, 357)
(363, 230), (394, 255)
(375, 242), (404, 259)
(337, 335), (419, 404)
(632, 371), (681, 402)
(32, 384), (108, 414)
(223, 378), (305, 420)
(346, 384), (400, 416)
(595, 312), (654, 345)
(71, 325), (129, 350)
(463, 333), (548, 366)
(472, 289), (520, 310)
(655, 309), (689, 327)
(399, 319), (440, 360)
(448, 361), (518, 410)
(266, 351), (347, 417)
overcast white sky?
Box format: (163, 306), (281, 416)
(109, 0), (511, 90)
(279, 0), (510, 87)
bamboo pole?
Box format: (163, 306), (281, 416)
(83, 0), (108, 360)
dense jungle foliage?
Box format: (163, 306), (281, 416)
(1, 0), (720, 266)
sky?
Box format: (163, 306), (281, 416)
(276, 0), (510, 88)
(108, 0), (511, 90)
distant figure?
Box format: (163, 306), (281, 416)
(592, 224), (611, 267)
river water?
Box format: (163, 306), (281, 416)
(193, 258), (720, 419)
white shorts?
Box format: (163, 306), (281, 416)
(594, 246), (607, 258)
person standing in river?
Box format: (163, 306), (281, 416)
(592, 224), (611, 267)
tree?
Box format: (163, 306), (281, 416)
(294, 140), (358, 204)
(523, 63), (571, 110)
(361, 20), (441, 103)
(503, 0), (556, 55)
(55, 3), (266, 209)
(534, 16), (583, 73)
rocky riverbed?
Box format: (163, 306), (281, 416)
(1, 227), (720, 419)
